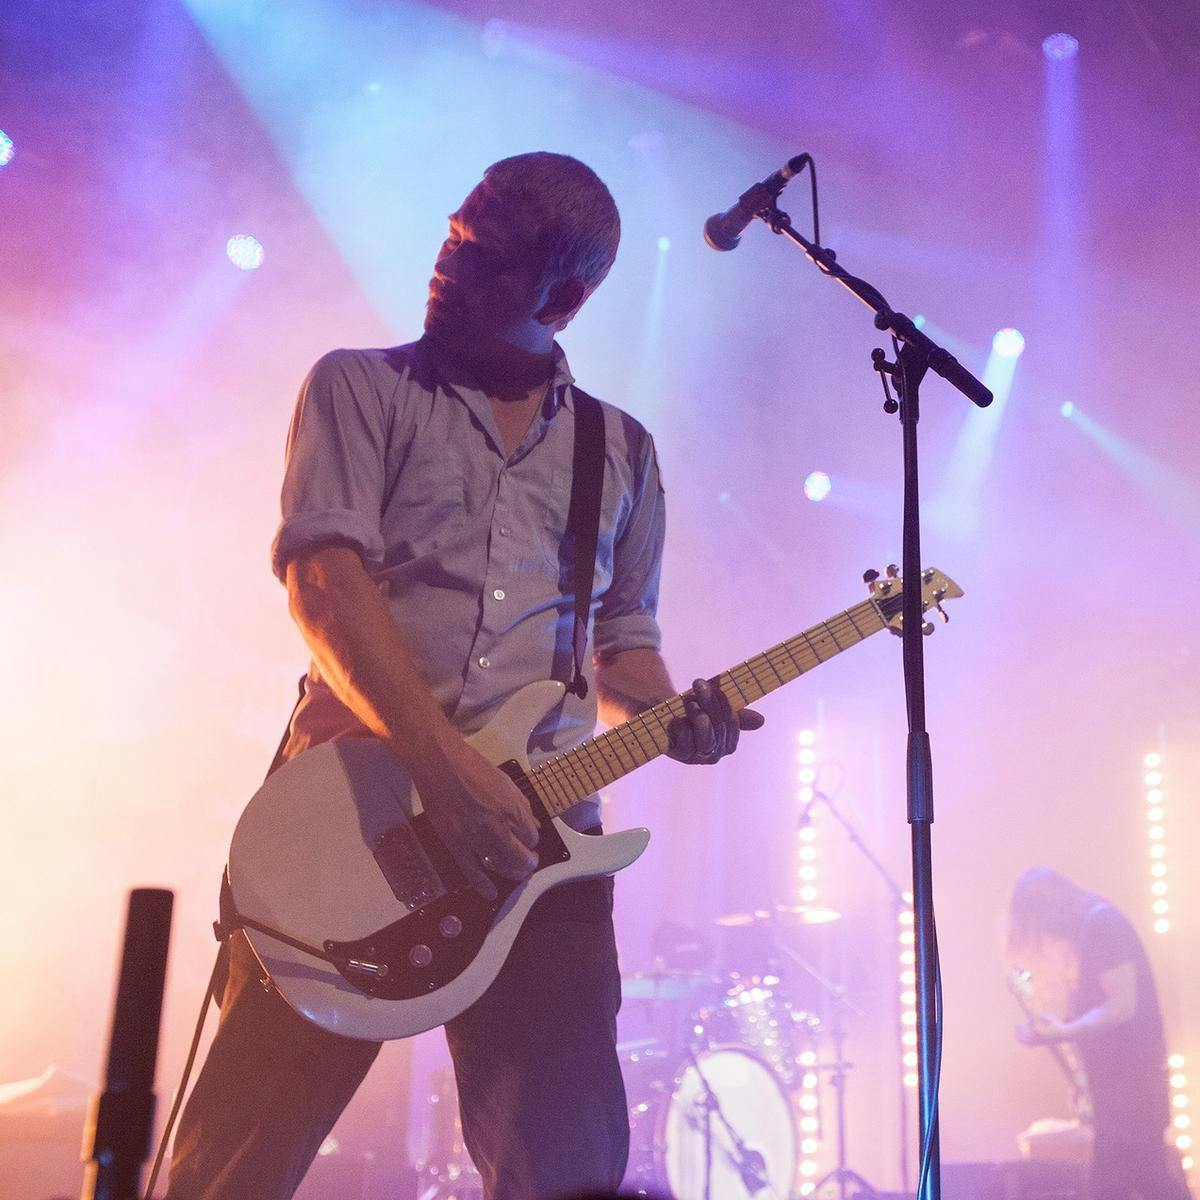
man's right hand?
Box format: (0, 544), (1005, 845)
(407, 733), (541, 902)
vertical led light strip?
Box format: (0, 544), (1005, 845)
(795, 728), (821, 1190)
(899, 891), (918, 1088)
(1170, 1053), (1193, 1179)
(1144, 750), (1170, 933)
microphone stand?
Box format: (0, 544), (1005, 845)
(751, 197), (992, 1200)
(809, 789), (913, 1192)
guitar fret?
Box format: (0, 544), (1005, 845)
(569, 746), (605, 792)
(539, 760), (573, 811)
(822, 620), (845, 651)
(756, 652), (786, 687)
(557, 752), (592, 801)
(625, 718), (660, 759)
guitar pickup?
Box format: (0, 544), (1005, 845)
(372, 824), (441, 909)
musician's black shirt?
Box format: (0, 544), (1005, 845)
(1068, 902), (1169, 1133)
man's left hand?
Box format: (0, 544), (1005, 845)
(667, 677), (764, 766)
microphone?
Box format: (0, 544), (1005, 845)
(704, 155), (809, 252)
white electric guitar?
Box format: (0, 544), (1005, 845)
(227, 567), (962, 1041)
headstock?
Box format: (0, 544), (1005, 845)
(864, 565), (964, 635)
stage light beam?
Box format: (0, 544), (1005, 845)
(0, 130), (13, 167)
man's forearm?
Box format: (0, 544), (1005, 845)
(286, 546), (459, 765)
(1062, 999), (1132, 1039)
(594, 647), (677, 726)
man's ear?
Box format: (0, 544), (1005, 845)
(535, 277), (588, 328)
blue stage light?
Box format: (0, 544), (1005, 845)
(1060, 401), (1075, 418)
(226, 234), (264, 271)
(657, 235), (671, 253)
(804, 471), (832, 502)
(1042, 33), (1079, 61)
(0, 130), (13, 167)
(992, 327), (1026, 359)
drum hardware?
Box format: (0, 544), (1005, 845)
(621, 1042), (797, 1200)
(713, 905), (842, 928)
(797, 786), (913, 1194)
(621, 970), (722, 1002)
(681, 1042), (779, 1200)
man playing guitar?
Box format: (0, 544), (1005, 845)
(163, 152), (761, 1200)
(1008, 868), (1188, 1200)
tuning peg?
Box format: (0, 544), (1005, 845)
(934, 603), (950, 624)
(921, 621), (935, 636)
(863, 568), (880, 584)
(885, 563), (900, 579)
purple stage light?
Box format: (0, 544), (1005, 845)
(1042, 33), (1079, 61)
(1060, 401), (1075, 418)
(0, 130), (13, 167)
(992, 327), (1025, 359)
(226, 234), (264, 271)
(803, 471), (831, 502)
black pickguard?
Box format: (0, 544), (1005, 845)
(325, 810), (569, 1001)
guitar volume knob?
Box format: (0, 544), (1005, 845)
(439, 915), (463, 938)
(409, 944), (433, 968)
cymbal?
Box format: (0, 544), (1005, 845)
(620, 971), (719, 1001)
(714, 904), (841, 928)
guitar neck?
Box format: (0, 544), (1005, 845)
(526, 596), (888, 817)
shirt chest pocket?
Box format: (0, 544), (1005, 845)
(382, 447), (467, 561)
(534, 465), (621, 590)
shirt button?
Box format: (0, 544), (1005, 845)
(478, 655), (491, 669)
(498, 525), (510, 537)
(492, 588), (506, 601)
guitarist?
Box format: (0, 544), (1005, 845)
(1008, 868), (1188, 1200)
(164, 152), (762, 1200)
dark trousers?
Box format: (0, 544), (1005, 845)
(165, 875), (628, 1200)
(1090, 1114), (1190, 1200)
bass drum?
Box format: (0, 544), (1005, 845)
(624, 1045), (797, 1200)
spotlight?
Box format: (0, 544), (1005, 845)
(992, 328), (1026, 359)
(804, 471), (832, 502)
(0, 129), (13, 167)
(226, 234), (265, 271)
(1042, 33), (1080, 61)
(1060, 401), (1075, 418)
(656, 235), (671, 252)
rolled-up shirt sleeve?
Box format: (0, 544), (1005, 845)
(593, 428), (665, 658)
(270, 349), (389, 583)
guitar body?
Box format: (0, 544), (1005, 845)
(228, 680), (651, 1041)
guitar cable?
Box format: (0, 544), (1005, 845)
(142, 945), (224, 1199)
(915, 917), (944, 1200)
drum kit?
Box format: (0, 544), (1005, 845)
(618, 904), (880, 1200)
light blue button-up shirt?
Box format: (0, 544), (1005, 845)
(271, 339), (665, 829)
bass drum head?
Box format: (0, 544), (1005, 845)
(658, 1046), (796, 1200)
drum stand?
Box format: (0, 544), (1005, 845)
(781, 947), (880, 1200)
(683, 1043), (776, 1200)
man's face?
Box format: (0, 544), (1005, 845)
(424, 186), (550, 352)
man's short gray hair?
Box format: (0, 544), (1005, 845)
(481, 152), (621, 290)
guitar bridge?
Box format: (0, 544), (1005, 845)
(372, 823), (441, 909)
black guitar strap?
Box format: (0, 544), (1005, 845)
(563, 385), (606, 699)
